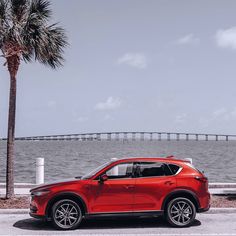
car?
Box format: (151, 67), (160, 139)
(30, 156), (210, 230)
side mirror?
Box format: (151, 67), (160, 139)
(99, 174), (108, 183)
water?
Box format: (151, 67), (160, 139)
(0, 140), (236, 183)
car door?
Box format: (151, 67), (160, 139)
(89, 162), (135, 213)
(133, 162), (176, 211)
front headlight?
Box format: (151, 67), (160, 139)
(31, 190), (50, 197)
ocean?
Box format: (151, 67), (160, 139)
(0, 140), (236, 183)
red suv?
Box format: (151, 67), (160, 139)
(30, 157), (210, 230)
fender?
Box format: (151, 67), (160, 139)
(161, 189), (200, 210)
(45, 191), (88, 217)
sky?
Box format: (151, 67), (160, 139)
(1, 0), (236, 137)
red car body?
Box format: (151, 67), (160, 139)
(30, 157), (210, 229)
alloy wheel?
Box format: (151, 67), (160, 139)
(166, 197), (196, 227)
(52, 199), (82, 230)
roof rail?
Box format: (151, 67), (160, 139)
(166, 155), (175, 159)
(165, 156), (192, 164)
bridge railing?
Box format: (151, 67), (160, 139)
(1, 132), (236, 141)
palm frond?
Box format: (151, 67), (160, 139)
(0, 0), (7, 21)
(29, 0), (51, 22)
(0, 0), (7, 48)
(10, 0), (28, 23)
(0, 0), (68, 69)
(22, 0), (52, 46)
(33, 24), (68, 68)
(22, 49), (33, 63)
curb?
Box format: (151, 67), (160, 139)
(205, 208), (236, 214)
(0, 209), (29, 214)
(0, 208), (236, 215)
(0, 183), (36, 189)
(209, 183), (236, 188)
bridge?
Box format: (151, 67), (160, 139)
(1, 132), (236, 141)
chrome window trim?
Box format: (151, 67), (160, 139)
(175, 166), (183, 175)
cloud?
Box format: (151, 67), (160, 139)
(104, 114), (113, 120)
(199, 117), (209, 128)
(94, 97), (122, 111)
(231, 108), (236, 117)
(212, 108), (227, 118)
(216, 27), (236, 50)
(47, 100), (56, 108)
(117, 53), (147, 69)
(199, 108), (236, 128)
(76, 116), (88, 123)
(174, 113), (187, 123)
(175, 34), (199, 45)
(212, 107), (236, 121)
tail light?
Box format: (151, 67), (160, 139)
(195, 176), (208, 189)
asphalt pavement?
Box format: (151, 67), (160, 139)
(0, 212), (236, 235)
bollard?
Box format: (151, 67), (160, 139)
(111, 158), (118, 175)
(36, 158), (44, 185)
(185, 158), (193, 164)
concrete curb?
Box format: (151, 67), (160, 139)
(0, 209), (29, 214)
(0, 208), (236, 215)
(205, 208), (236, 214)
(209, 183), (236, 188)
(0, 183), (36, 189)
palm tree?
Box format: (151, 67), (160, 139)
(0, 0), (67, 199)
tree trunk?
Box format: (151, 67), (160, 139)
(6, 55), (19, 199)
(6, 75), (17, 199)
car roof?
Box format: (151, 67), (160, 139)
(113, 156), (189, 164)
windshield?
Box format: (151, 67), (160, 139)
(81, 161), (113, 179)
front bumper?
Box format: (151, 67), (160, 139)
(29, 212), (46, 220)
(29, 193), (48, 216)
(29, 204), (46, 220)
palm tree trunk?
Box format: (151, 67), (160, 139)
(6, 54), (19, 199)
(6, 75), (17, 199)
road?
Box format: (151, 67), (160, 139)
(0, 212), (236, 235)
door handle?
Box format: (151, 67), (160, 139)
(124, 185), (135, 189)
(164, 181), (174, 185)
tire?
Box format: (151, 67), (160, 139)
(51, 199), (83, 230)
(165, 197), (196, 227)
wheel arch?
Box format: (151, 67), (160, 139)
(161, 189), (200, 212)
(45, 192), (88, 219)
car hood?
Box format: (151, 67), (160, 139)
(30, 178), (81, 192)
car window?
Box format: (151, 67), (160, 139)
(168, 164), (181, 174)
(106, 163), (133, 179)
(135, 162), (172, 177)
(81, 161), (113, 179)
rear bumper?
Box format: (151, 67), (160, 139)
(198, 190), (210, 213)
(198, 204), (210, 213)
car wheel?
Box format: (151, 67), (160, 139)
(165, 197), (196, 227)
(51, 199), (82, 230)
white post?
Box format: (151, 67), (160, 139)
(111, 158), (118, 175)
(36, 158), (44, 185)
